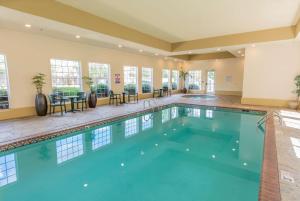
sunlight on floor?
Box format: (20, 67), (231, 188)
(280, 110), (300, 129)
(290, 137), (300, 158)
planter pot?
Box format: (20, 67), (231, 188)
(182, 88), (187, 94)
(35, 93), (48, 116)
(288, 101), (298, 109)
(88, 92), (97, 108)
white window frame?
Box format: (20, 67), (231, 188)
(124, 66), (138, 93)
(171, 70), (179, 90)
(88, 62), (111, 97)
(142, 67), (153, 93)
(0, 54), (10, 109)
(50, 58), (82, 94)
(188, 70), (201, 90)
(162, 69), (170, 88)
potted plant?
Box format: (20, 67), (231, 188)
(179, 68), (189, 93)
(32, 73), (48, 116)
(83, 76), (97, 108)
(289, 75), (300, 109)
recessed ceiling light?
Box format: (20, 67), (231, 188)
(217, 48), (221, 51)
(118, 44), (123, 48)
(252, 44), (256, 48)
(139, 49), (143, 53)
(241, 54), (245, 57)
(237, 50), (241, 54)
(75, 35), (80, 39)
(25, 24), (31, 28)
(154, 53), (159, 56)
(188, 51), (192, 54)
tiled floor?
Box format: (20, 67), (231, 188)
(0, 94), (299, 201)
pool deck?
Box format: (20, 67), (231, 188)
(0, 94), (299, 201)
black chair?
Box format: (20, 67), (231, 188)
(48, 94), (67, 115)
(127, 89), (138, 103)
(109, 90), (121, 105)
(74, 92), (87, 111)
(163, 87), (171, 96)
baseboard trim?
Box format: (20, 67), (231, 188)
(241, 97), (289, 107)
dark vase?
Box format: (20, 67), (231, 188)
(182, 88), (187, 94)
(88, 92), (97, 108)
(35, 93), (48, 116)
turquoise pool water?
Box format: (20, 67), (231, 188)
(0, 106), (265, 201)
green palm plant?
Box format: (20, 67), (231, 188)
(82, 76), (95, 92)
(32, 73), (46, 94)
(179, 68), (189, 92)
(294, 75), (300, 103)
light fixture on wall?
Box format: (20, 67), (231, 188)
(237, 50), (241, 54)
(251, 44), (256, 48)
(241, 54), (245, 57)
(75, 35), (81, 39)
(217, 48), (221, 51)
(188, 51), (192, 54)
(118, 44), (123, 48)
(139, 49), (143, 53)
(24, 24), (31, 28)
(154, 53), (159, 56)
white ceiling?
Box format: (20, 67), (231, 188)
(58, 0), (300, 42)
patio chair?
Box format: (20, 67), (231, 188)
(127, 89), (138, 103)
(74, 92), (87, 111)
(163, 87), (171, 96)
(109, 90), (121, 105)
(48, 94), (67, 115)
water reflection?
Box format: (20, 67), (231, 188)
(125, 118), (139, 137)
(92, 126), (112, 150)
(0, 153), (17, 187)
(187, 108), (201, 117)
(171, 107), (178, 119)
(56, 134), (84, 164)
(206, 110), (214, 119)
(162, 108), (170, 123)
(142, 114), (153, 131)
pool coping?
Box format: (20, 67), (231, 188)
(0, 102), (281, 201)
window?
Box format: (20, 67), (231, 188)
(0, 54), (9, 109)
(171, 70), (179, 90)
(142, 67), (153, 93)
(50, 59), (82, 95)
(92, 126), (112, 150)
(142, 114), (153, 130)
(207, 70), (215, 93)
(125, 118), (139, 137)
(56, 134), (84, 164)
(171, 107), (179, 119)
(162, 69), (170, 88)
(124, 66), (138, 93)
(0, 153), (17, 187)
(188, 70), (201, 90)
(89, 63), (110, 97)
(162, 108), (170, 123)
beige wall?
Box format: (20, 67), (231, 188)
(0, 28), (184, 110)
(242, 41), (300, 106)
(185, 58), (244, 95)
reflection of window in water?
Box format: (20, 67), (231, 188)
(187, 108), (201, 117)
(56, 134), (84, 164)
(92, 126), (112, 150)
(142, 114), (153, 131)
(0, 153), (17, 187)
(206, 110), (213, 119)
(162, 108), (170, 123)
(171, 107), (178, 119)
(125, 118), (139, 137)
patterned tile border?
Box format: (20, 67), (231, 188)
(0, 102), (281, 201)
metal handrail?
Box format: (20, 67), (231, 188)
(257, 111), (283, 127)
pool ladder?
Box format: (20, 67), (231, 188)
(257, 111), (283, 127)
